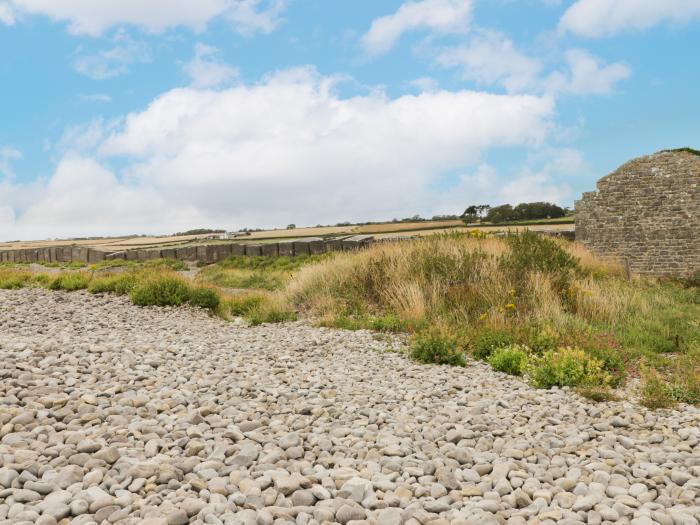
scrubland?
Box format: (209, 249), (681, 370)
(2, 232), (698, 408)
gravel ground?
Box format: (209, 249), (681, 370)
(1, 289), (700, 525)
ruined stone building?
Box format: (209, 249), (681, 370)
(575, 149), (700, 276)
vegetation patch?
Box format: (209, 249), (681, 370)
(488, 345), (530, 376)
(410, 330), (466, 367)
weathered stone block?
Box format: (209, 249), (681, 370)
(260, 243), (279, 257)
(293, 240), (311, 256)
(245, 244), (263, 256)
(230, 243), (246, 256)
(278, 241), (294, 256)
(161, 248), (176, 260)
(125, 250), (139, 261)
(87, 249), (106, 263)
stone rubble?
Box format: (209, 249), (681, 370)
(1, 288), (700, 525)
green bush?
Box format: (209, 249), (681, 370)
(503, 232), (580, 276)
(48, 272), (91, 291)
(527, 327), (559, 355)
(189, 287), (221, 311)
(411, 331), (466, 366)
(472, 329), (513, 360)
(246, 306), (297, 325)
(528, 347), (609, 389)
(488, 345), (530, 376)
(88, 273), (137, 295)
(639, 366), (675, 409)
(0, 270), (32, 289)
(584, 346), (626, 387)
(130, 276), (191, 307)
(226, 294), (266, 316)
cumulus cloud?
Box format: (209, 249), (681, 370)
(559, 0), (700, 38)
(546, 49), (630, 96)
(435, 148), (581, 215)
(0, 146), (21, 178)
(2, 67), (556, 240)
(183, 44), (239, 88)
(4, 0), (286, 36)
(437, 31), (542, 94)
(0, 2), (15, 25)
(73, 32), (150, 79)
(361, 0), (472, 56)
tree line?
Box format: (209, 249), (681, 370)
(461, 202), (569, 224)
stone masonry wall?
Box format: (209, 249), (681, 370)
(0, 235), (375, 266)
(575, 150), (700, 276)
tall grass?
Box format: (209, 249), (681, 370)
(283, 232), (700, 404)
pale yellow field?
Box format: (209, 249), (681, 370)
(1, 221), (574, 250)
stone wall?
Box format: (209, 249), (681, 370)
(0, 235), (375, 266)
(575, 150), (700, 276)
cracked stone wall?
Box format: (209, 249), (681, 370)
(575, 150), (700, 276)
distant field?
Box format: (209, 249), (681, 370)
(0, 219), (574, 250)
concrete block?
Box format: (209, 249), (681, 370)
(216, 244), (232, 261)
(196, 246), (207, 262)
(230, 243), (246, 256)
(342, 235), (374, 251)
(125, 250), (139, 261)
(49, 247), (57, 262)
(88, 249), (106, 263)
(0, 251), (7, 262)
(245, 244), (263, 256)
(105, 251), (127, 261)
(136, 250), (149, 262)
(72, 246), (89, 262)
(161, 248), (176, 260)
(205, 245), (219, 263)
(309, 239), (326, 255)
(260, 243), (279, 257)
(278, 241), (294, 256)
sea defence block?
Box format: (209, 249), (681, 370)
(245, 244), (263, 256)
(87, 249), (106, 263)
(161, 248), (176, 260)
(260, 243), (279, 257)
(293, 240), (311, 256)
(230, 243), (246, 256)
(309, 239), (326, 255)
(105, 251), (127, 261)
(342, 235), (374, 251)
(278, 241), (294, 256)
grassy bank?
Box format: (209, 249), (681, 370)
(281, 232), (700, 406)
(2, 232), (698, 408)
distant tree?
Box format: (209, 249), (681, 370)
(173, 228), (225, 236)
(486, 204), (516, 223)
(512, 202), (566, 221)
(286, 224), (296, 230)
(461, 204), (491, 223)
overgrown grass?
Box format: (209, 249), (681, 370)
(197, 255), (328, 291)
(282, 231), (700, 405)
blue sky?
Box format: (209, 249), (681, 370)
(0, 0), (699, 239)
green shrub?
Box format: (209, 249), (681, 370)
(503, 231), (580, 276)
(33, 273), (51, 286)
(473, 329), (513, 360)
(189, 287), (221, 311)
(584, 346), (626, 387)
(488, 345), (530, 376)
(88, 273), (137, 295)
(527, 327), (559, 355)
(48, 272), (91, 291)
(0, 270), (32, 289)
(528, 347), (609, 389)
(639, 366), (675, 409)
(246, 306), (297, 325)
(411, 331), (466, 366)
(130, 275), (191, 307)
(226, 294), (266, 316)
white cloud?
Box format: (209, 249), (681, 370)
(437, 31), (542, 94)
(73, 32), (150, 79)
(80, 94), (112, 103)
(0, 2), (15, 25)
(435, 148), (581, 214)
(559, 0), (700, 38)
(2, 68), (555, 239)
(361, 0), (472, 56)
(546, 49), (630, 96)
(409, 77), (440, 93)
(0, 146), (21, 178)
(226, 0), (286, 36)
(183, 44), (239, 88)
(5, 0), (286, 36)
